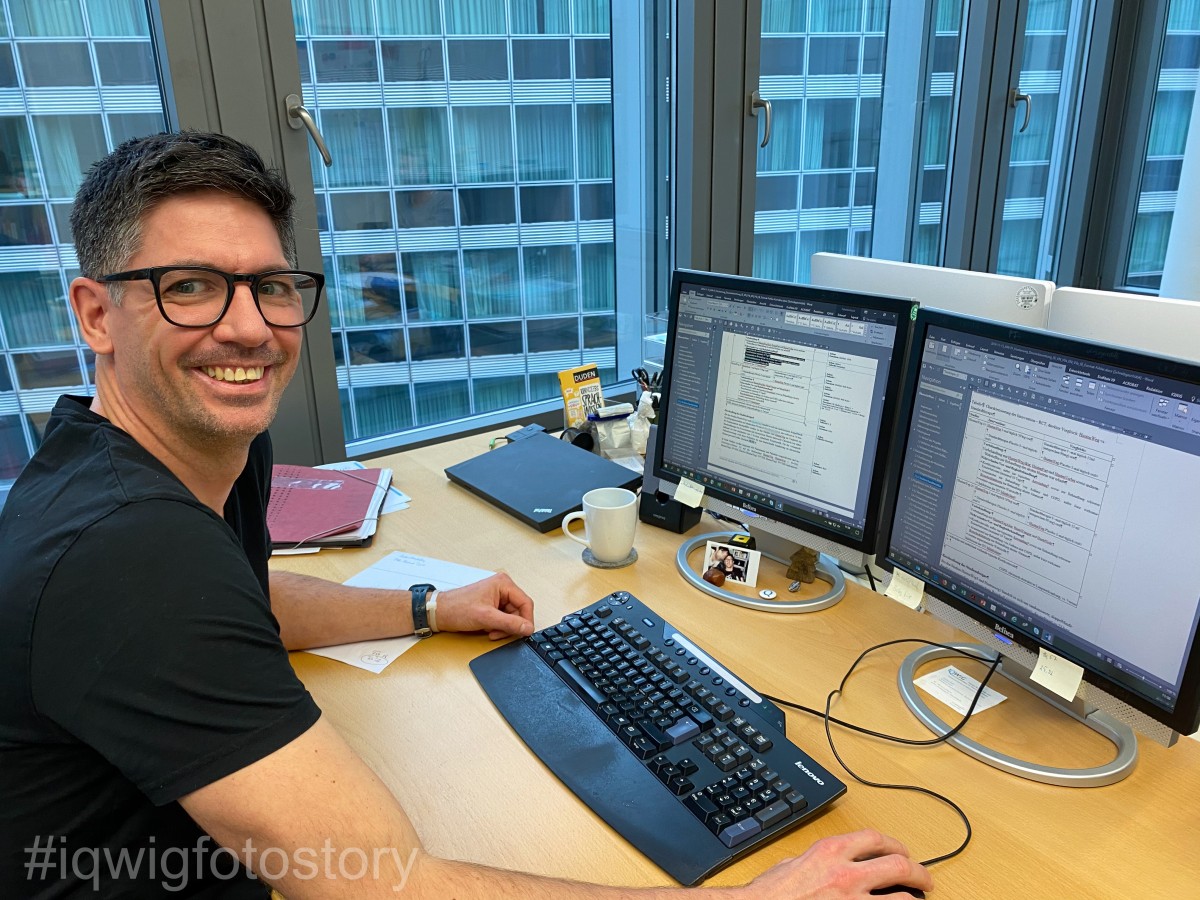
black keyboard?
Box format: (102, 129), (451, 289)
(471, 591), (846, 886)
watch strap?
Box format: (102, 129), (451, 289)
(410, 583), (436, 637)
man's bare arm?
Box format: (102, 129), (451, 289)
(181, 720), (932, 899)
(269, 571), (534, 650)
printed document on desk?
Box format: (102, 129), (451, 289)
(303, 552), (495, 674)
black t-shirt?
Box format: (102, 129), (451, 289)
(0, 396), (321, 898)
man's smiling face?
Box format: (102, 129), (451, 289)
(99, 191), (302, 446)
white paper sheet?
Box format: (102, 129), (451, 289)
(302, 552), (495, 674)
(914, 665), (1007, 716)
(317, 460), (411, 513)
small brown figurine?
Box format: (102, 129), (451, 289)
(786, 546), (819, 584)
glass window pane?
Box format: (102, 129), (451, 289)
(575, 39), (611, 78)
(573, 0), (611, 35)
(0, 271), (72, 347)
(454, 107), (514, 183)
(576, 104), (611, 180)
(335, 253), (404, 326)
(578, 182), (613, 220)
(516, 105), (574, 180)
(10, 0), (84, 37)
(322, 109), (388, 187)
(808, 37), (859, 75)
(381, 40), (444, 81)
(396, 188), (456, 228)
(513, 0), (571, 35)
(763, 0), (809, 33)
(107, 112), (166, 149)
(85, 0), (150, 38)
(464, 248), (521, 317)
(346, 327), (406, 364)
(0, 204), (53, 246)
(95, 41), (157, 85)
(520, 185), (574, 223)
(448, 39), (508, 80)
(580, 242), (613, 312)
(330, 191), (393, 231)
(312, 40), (378, 82)
(414, 381), (469, 425)
(446, 4), (506, 36)
(459, 187), (516, 226)
(409, 325), (465, 360)
(18, 42), (93, 86)
(762, 37), (805, 76)
(402, 251), (462, 321)
(0, 416), (31, 481)
(583, 314), (616, 349)
(526, 317), (579, 353)
(378, 1), (441, 35)
(514, 39), (570, 79)
(309, 0), (374, 35)
(388, 107), (451, 184)
(473, 375), (527, 413)
(523, 245), (577, 315)
(353, 384), (413, 436)
(0, 46), (16, 87)
(31, 115), (105, 198)
(469, 320), (523, 356)
(12, 350), (83, 389)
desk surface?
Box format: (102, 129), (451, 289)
(274, 434), (1200, 899)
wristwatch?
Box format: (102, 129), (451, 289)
(410, 583), (438, 638)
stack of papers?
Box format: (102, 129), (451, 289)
(267, 464), (392, 551)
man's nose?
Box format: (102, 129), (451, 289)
(213, 283), (272, 343)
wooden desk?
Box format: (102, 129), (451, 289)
(275, 434), (1199, 898)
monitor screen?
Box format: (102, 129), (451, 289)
(654, 270), (917, 554)
(882, 309), (1200, 736)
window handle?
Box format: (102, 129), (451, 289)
(750, 90), (773, 148)
(1009, 88), (1033, 134)
(285, 93), (333, 167)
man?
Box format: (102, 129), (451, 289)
(0, 132), (932, 897)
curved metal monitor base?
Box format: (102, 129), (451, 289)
(898, 643), (1138, 787)
(676, 531), (845, 613)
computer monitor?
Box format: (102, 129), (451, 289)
(1047, 286), (1200, 363)
(653, 269), (918, 610)
(811, 252), (1054, 329)
(880, 308), (1200, 786)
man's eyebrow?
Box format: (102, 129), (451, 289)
(163, 260), (293, 272)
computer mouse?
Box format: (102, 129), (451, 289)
(869, 886), (925, 898)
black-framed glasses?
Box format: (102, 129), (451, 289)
(98, 266), (324, 328)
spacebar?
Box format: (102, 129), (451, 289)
(554, 659), (606, 708)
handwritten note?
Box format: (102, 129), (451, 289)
(1030, 648), (1084, 701)
(303, 552), (494, 674)
(672, 477), (705, 508)
(884, 568), (926, 610)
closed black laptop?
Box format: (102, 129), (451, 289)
(445, 432), (641, 532)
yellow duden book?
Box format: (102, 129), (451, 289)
(558, 363), (604, 428)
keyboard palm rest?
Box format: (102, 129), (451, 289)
(470, 590), (846, 885)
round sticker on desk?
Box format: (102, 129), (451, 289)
(759, 589), (777, 600)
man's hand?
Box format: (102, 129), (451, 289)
(435, 572), (534, 640)
(738, 830), (933, 899)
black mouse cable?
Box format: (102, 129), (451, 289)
(762, 640), (1004, 867)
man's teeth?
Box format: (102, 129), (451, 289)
(203, 366), (265, 383)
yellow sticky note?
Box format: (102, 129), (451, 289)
(884, 568), (925, 610)
(1030, 648), (1084, 701)
(672, 477), (705, 508)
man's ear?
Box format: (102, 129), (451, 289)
(69, 277), (114, 355)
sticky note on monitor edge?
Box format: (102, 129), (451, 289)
(884, 568), (925, 610)
(672, 477), (705, 508)
(1030, 648), (1084, 702)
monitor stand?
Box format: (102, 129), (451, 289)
(675, 529), (845, 613)
(897, 642), (1139, 787)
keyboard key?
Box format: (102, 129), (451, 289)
(553, 659), (605, 708)
(754, 799), (792, 829)
(684, 791), (721, 825)
(677, 758), (699, 776)
(666, 717), (701, 745)
(783, 790), (808, 813)
(750, 733), (774, 752)
(715, 752), (738, 772)
(713, 702), (734, 722)
(718, 817), (762, 848)
(668, 775), (694, 796)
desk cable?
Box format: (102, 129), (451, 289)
(762, 640), (1002, 868)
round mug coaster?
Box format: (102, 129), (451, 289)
(582, 547), (638, 569)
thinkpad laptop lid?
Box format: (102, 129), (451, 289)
(445, 432), (642, 532)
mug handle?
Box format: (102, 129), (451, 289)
(561, 510), (589, 546)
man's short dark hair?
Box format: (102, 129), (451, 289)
(70, 131), (297, 291)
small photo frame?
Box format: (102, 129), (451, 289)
(702, 540), (762, 588)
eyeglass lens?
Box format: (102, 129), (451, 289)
(156, 268), (319, 327)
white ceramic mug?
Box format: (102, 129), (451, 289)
(561, 487), (638, 563)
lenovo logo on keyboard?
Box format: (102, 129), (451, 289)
(794, 761), (826, 786)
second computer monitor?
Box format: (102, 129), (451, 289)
(810, 252), (1054, 329)
(1047, 286), (1200, 363)
(654, 270), (917, 559)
